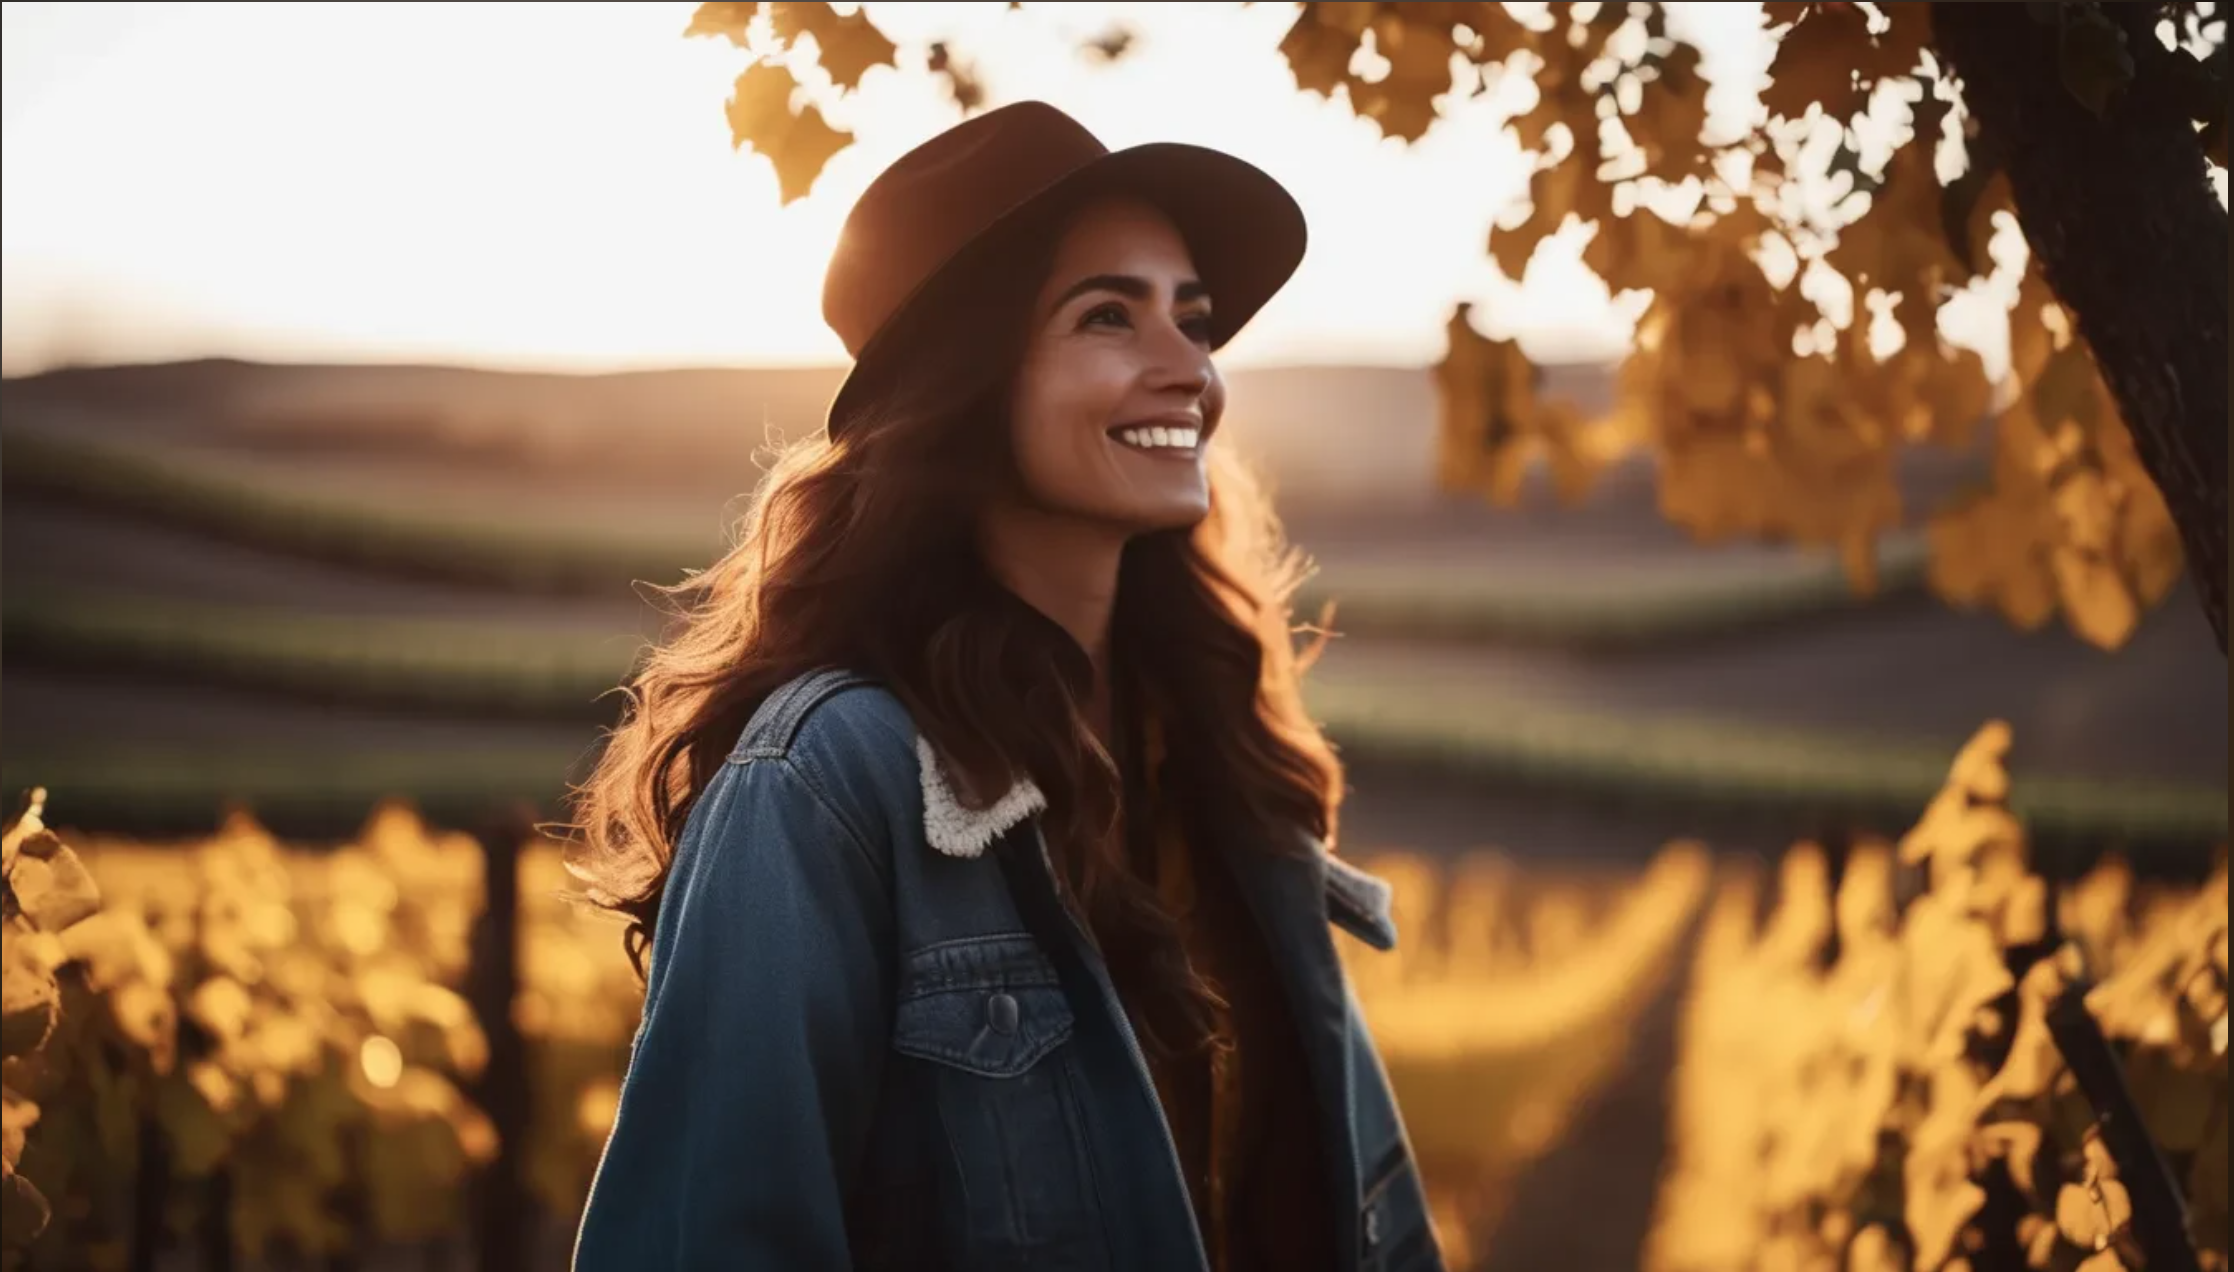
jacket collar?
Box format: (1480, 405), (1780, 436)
(913, 736), (1397, 951)
(916, 735), (1047, 859)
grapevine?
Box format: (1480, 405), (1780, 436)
(1650, 721), (2227, 1272)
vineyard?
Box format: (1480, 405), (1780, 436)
(3, 0), (2226, 1266)
(5, 724), (2223, 1272)
(4, 351), (2222, 1272)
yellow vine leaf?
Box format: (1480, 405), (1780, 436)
(1348, 9), (1458, 143)
(724, 61), (849, 205)
(683, 1), (759, 50)
(1434, 306), (1607, 507)
(1646, 719), (2227, 1272)
(767, 3), (896, 91)
(1278, 4), (1357, 97)
(7, 834), (102, 936)
(1763, 3), (1879, 122)
(2056, 1134), (2136, 1254)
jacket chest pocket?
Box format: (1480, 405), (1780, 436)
(892, 933), (1107, 1270)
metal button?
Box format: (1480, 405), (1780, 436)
(987, 991), (1020, 1036)
(1364, 1204), (1382, 1248)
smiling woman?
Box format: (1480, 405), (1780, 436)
(562, 100), (1448, 1272)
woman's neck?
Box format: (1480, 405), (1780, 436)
(977, 501), (1126, 734)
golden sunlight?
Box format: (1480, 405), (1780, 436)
(0, 1), (1773, 376)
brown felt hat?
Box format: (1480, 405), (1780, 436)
(820, 100), (1308, 439)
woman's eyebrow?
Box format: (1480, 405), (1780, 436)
(1051, 273), (1212, 310)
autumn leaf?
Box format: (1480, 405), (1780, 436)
(1908, 1139), (1988, 1269)
(57, 910), (171, 993)
(7, 837), (101, 935)
(1633, 43), (1711, 179)
(2032, 343), (2106, 436)
(1582, 205), (1687, 294)
(0, 1085), (37, 1173)
(109, 980), (177, 1072)
(1279, 6), (1360, 98)
(1458, 2), (1538, 66)
(1845, 1224), (1905, 1272)
(1979, 1121), (2046, 1197)
(1347, 9), (1458, 142)
(188, 977), (254, 1050)
(1764, 1), (1875, 121)
(683, 1), (760, 50)
(1871, 2), (1934, 86)
(1826, 139), (1960, 330)
(1905, 895), (2017, 1067)
(0, 933), (58, 1060)
(2048, 546), (2141, 649)
(2056, 1174), (2134, 1254)
(724, 61), (850, 204)
(766, 3), (898, 91)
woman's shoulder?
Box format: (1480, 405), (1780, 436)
(728, 667), (913, 761)
(725, 666), (923, 842)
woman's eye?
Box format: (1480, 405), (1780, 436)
(1081, 303), (1130, 329)
(1179, 313), (1215, 344)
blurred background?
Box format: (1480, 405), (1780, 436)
(2, 3), (2225, 1271)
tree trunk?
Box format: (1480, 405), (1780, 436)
(1931, 1), (2229, 656)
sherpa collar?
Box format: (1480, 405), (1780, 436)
(910, 734), (1398, 951)
(916, 735), (1046, 859)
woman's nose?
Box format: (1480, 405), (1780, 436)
(1145, 326), (1213, 397)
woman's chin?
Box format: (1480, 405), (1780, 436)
(1123, 493), (1212, 534)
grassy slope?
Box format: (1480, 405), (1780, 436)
(4, 426), (1923, 645)
(7, 585), (2221, 844)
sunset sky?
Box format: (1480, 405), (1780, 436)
(0, 1), (1784, 376)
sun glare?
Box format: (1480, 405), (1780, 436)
(0, 1), (1769, 377)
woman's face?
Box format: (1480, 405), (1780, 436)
(1006, 197), (1225, 533)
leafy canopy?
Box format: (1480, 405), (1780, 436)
(686, 1), (2227, 651)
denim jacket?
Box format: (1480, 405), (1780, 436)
(572, 668), (1444, 1272)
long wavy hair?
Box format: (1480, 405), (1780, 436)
(562, 199), (1343, 1061)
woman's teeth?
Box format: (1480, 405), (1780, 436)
(1114, 425), (1200, 453)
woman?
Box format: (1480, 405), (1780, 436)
(567, 101), (1444, 1272)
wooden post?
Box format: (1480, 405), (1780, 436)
(2045, 986), (2203, 1272)
(127, 1108), (168, 1272)
(468, 802), (534, 1272)
(202, 1168), (234, 1272)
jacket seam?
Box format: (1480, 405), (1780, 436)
(726, 753), (890, 899)
(905, 931), (1042, 958)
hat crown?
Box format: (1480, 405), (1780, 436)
(823, 102), (1112, 357)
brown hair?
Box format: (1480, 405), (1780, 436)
(561, 201), (1342, 1060)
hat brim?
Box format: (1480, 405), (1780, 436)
(823, 140), (1307, 440)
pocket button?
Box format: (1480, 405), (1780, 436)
(1364, 1203), (1383, 1249)
(986, 991), (1020, 1036)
